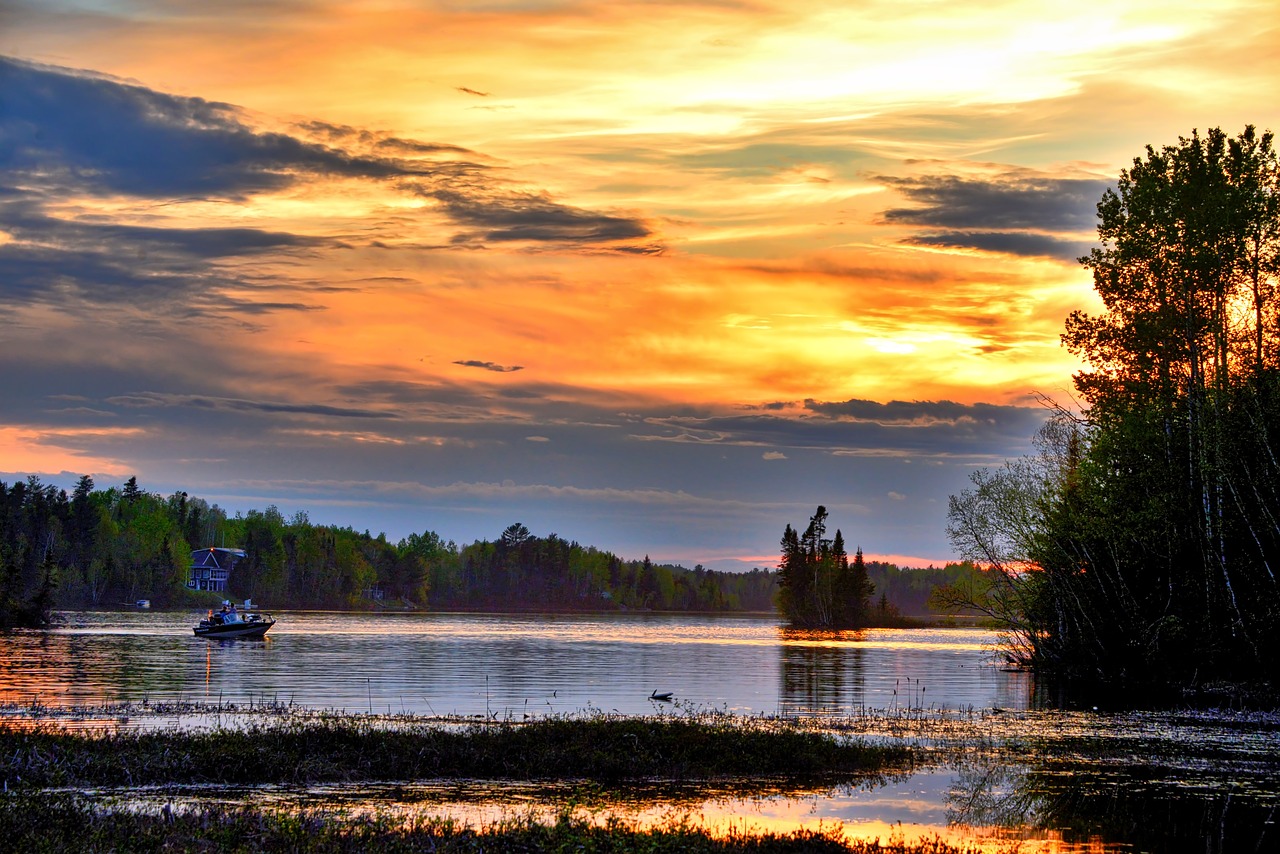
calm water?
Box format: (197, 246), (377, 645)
(0, 610), (1030, 716)
(5, 611), (1277, 852)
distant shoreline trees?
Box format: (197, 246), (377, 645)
(2, 475), (985, 628)
(0, 475), (775, 622)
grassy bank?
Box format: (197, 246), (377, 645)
(0, 714), (914, 788)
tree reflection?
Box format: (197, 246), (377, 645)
(946, 751), (1280, 852)
(945, 754), (1040, 828)
(778, 628), (865, 715)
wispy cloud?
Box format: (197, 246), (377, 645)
(424, 188), (655, 248)
(106, 392), (399, 420)
(453, 360), (524, 373)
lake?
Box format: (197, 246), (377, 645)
(0, 610), (1030, 716)
(2, 610), (1277, 852)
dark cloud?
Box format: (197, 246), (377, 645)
(1, 55), (653, 250)
(0, 53), (663, 317)
(0, 241), (191, 304)
(803, 398), (1042, 429)
(902, 230), (1095, 261)
(629, 398), (1050, 463)
(0, 195), (328, 308)
(453, 360), (524, 373)
(293, 120), (477, 158)
(1, 198), (329, 257)
(879, 171), (1108, 260)
(320, 379), (1045, 463)
(426, 188), (653, 246)
(0, 56), (438, 198)
(881, 173), (1109, 232)
(456, 87), (490, 97)
(106, 392), (398, 420)
(216, 298), (323, 315)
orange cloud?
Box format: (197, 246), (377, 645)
(0, 427), (134, 478)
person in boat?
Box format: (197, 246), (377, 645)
(226, 602), (239, 623)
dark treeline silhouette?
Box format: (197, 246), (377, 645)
(0, 476), (775, 622)
(946, 126), (1280, 692)
(776, 506), (876, 628)
(418, 522), (777, 612)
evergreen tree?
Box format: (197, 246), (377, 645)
(776, 507), (875, 628)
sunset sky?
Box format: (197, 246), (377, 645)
(2, 0), (1278, 570)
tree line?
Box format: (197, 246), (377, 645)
(0, 476), (776, 623)
(945, 126), (1280, 692)
(1, 476), (987, 628)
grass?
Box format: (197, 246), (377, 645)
(0, 713), (914, 788)
(0, 713), (956, 852)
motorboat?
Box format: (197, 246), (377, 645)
(194, 604), (275, 639)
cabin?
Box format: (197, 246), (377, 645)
(187, 547), (246, 593)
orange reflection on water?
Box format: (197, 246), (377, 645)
(148, 784), (1121, 854)
(779, 627), (993, 652)
(0, 715), (126, 735)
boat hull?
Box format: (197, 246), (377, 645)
(193, 618), (275, 639)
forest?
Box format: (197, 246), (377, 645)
(0, 474), (983, 627)
(946, 126), (1280, 692)
(0, 474), (772, 623)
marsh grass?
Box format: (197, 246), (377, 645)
(0, 713), (914, 788)
(0, 793), (981, 853)
(0, 712), (941, 850)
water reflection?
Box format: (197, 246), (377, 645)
(777, 626), (1031, 716)
(778, 629), (865, 715)
(104, 754), (1278, 854)
(946, 750), (1280, 853)
(86, 740), (1279, 853)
